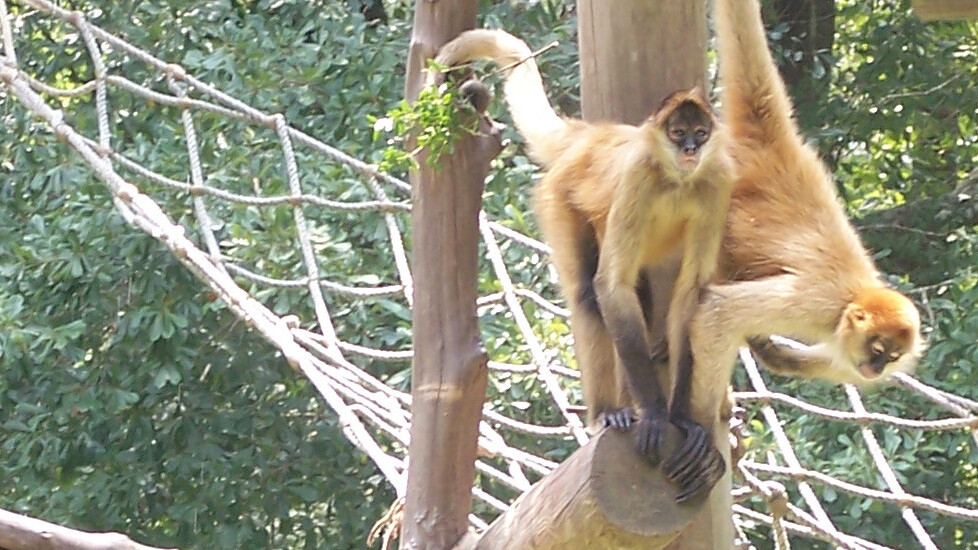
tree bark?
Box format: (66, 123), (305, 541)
(577, 1), (708, 124)
(400, 2), (503, 549)
(913, 0), (978, 20)
(0, 508), (174, 550)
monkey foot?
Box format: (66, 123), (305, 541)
(632, 414), (670, 467)
(663, 418), (726, 503)
(598, 407), (637, 431)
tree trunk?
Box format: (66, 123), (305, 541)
(913, 0), (978, 20)
(578, 2), (708, 123)
(400, 2), (503, 549)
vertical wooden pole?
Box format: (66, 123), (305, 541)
(578, 1), (708, 123)
(576, 2), (735, 548)
(400, 2), (502, 549)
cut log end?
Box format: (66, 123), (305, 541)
(470, 426), (710, 550)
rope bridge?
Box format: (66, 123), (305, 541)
(2, 1), (976, 548)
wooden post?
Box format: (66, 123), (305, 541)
(400, 2), (503, 549)
(578, 1), (708, 124)
(913, 0), (978, 20)
(577, 2), (735, 549)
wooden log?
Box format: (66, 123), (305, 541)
(465, 428), (700, 550)
(0, 507), (174, 550)
(913, 0), (978, 20)
(399, 2), (504, 549)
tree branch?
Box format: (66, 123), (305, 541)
(0, 508), (175, 550)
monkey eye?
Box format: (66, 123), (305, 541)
(695, 129), (708, 138)
(870, 341), (886, 356)
(888, 351), (902, 362)
(671, 129), (686, 139)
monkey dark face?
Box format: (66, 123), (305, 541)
(860, 335), (907, 378)
(665, 101), (713, 169)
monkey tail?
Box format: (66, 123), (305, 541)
(714, 0), (799, 147)
(434, 29), (569, 167)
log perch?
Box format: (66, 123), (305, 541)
(0, 508), (174, 550)
(463, 426), (731, 550)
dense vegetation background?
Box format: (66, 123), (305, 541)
(1, 0), (976, 548)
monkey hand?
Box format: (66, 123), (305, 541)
(663, 417), (726, 503)
(598, 407), (637, 431)
(632, 411), (670, 467)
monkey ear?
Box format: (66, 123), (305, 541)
(844, 303), (869, 327)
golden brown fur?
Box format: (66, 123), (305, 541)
(433, 30), (733, 499)
(684, 0), (925, 437)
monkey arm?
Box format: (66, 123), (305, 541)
(666, 206), (728, 421)
(594, 271), (667, 415)
(592, 185), (678, 465)
(593, 191), (669, 418)
(746, 336), (835, 378)
(688, 275), (804, 425)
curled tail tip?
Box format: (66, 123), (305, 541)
(434, 28), (532, 68)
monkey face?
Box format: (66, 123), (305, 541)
(842, 288), (923, 380)
(857, 334), (910, 379)
(664, 102), (713, 172)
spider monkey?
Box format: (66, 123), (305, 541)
(431, 29), (734, 503)
(670, 0), (924, 500)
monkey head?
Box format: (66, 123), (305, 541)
(654, 88), (715, 174)
(838, 287), (923, 381)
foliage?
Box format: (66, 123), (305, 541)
(371, 76), (481, 173)
(0, 0), (579, 548)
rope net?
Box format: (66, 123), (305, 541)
(2, 1), (976, 548)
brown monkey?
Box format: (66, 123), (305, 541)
(671, 0), (925, 500)
(432, 29), (733, 501)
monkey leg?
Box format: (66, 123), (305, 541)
(534, 194), (625, 431)
(571, 305), (627, 430)
(638, 262), (678, 365)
